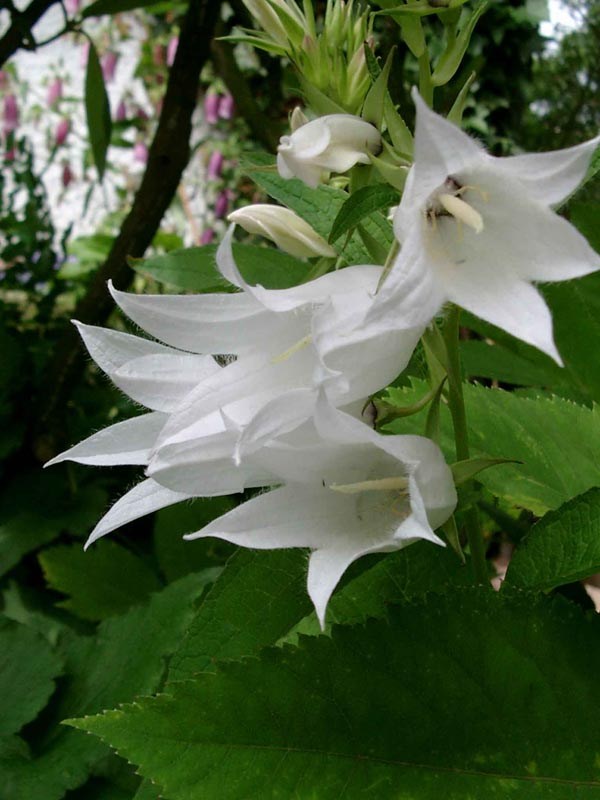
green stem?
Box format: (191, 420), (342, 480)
(442, 306), (489, 585)
(418, 52), (434, 107)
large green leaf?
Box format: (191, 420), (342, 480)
(167, 549), (313, 682)
(243, 154), (393, 265)
(0, 618), (63, 737)
(0, 473), (108, 578)
(505, 487), (600, 591)
(72, 590), (600, 798)
(85, 41), (112, 181)
(385, 381), (600, 515)
(328, 184), (399, 244)
(134, 243), (309, 293)
(38, 541), (162, 621)
(0, 574), (204, 800)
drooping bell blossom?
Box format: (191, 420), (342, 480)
(166, 36), (178, 67)
(101, 52), (118, 83)
(277, 114), (382, 188)
(54, 118), (70, 147)
(204, 92), (220, 125)
(228, 204), (337, 259)
(46, 78), (63, 108)
(133, 141), (149, 164)
(206, 150), (224, 180)
(218, 93), (235, 121)
(3, 94), (19, 134)
(186, 396), (456, 627)
(137, 228), (421, 488)
(366, 89), (600, 363)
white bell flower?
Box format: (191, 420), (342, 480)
(366, 89), (600, 362)
(228, 204), (337, 259)
(277, 114), (382, 188)
(185, 397), (457, 627)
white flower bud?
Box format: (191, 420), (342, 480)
(228, 204), (337, 259)
(276, 114), (382, 188)
(290, 106), (309, 132)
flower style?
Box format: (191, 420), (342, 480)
(228, 204), (337, 259)
(185, 397), (457, 627)
(366, 89), (600, 362)
(277, 114), (382, 188)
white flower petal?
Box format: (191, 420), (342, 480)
(85, 478), (190, 548)
(75, 321), (176, 374)
(499, 135), (600, 206)
(45, 412), (167, 467)
(235, 388), (318, 459)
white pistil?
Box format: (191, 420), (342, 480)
(271, 334), (312, 364)
(438, 193), (484, 234)
(329, 476), (409, 494)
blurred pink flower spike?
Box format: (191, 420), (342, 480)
(218, 93), (235, 120)
(200, 228), (215, 245)
(134, 141), (149, 164)
(166, 36), (179, 67)
(101, 52), (118, 83)
(3, 94), (19, 134)
(204, 92), (220, 125)
(46, 78), (63, 108)
(367, 88), (600, 363)
(207, 150), (224, 180)
(55, 118), (70, 147)
(185, 396), (457, 628)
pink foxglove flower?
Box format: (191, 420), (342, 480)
(3, 94), (19, 134)
(218, 93), (235, 120)
(366, 89), (600, 363)
(277, 114), (381, 188)
(166, 36), (178, 67)
(206, 150), (224, 180)
(46, 78), (63, 108)
(133, 141), (149, 164)
(55, 118), (70, 147)
(101, 52), (118, 83)
(214, 189), (231, 219)
(204, 93), (220, 125)
(200, 228), (215, 245)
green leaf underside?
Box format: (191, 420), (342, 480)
(0, 575), (204, 800)
(84, 41), (112, 180)
(72, 591), (600, 799)
(384, 380), (600, 516)
(38, 540), (162, 621)
(506, 487), (600, 590)
(134, 243), (309, 292)
(241, 153), (393, 265)
(0, 618), (63, 737)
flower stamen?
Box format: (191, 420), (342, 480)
(438, 193), (484, 234)
(271, 334), (312, 364)
(328, 476), (409, 494)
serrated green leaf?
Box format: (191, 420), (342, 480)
(153, 498), (236, 582)
(329, 185), (399, 244)
(384, 380), (600, 515)
(38, 541), (162, 621)
(0, 575), (204, 800)
(0, 617), (63, 737)
(362, 47), (395, 128)
(0, 473), (108, 579)
(72, 590), (600, 799)
(242, 154), (393, 264)
(134, 243), (309, 292)
(167, 550), (313, 682)
(85, 41), (112, 181)
(505, 488), (600, 591)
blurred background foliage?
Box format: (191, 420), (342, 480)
(0, 0), (599, 797)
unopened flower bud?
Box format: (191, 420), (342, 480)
(214, 189), (232, 219)
(218, 93), (235, 120)
(115, 99), (127, 122)
(101, 52), (118, 83)
(204, 93), (220, 125)
(229, 204), (337, 259)
(242, 0), (289, 48)
(3, 94), (19, 134)
(46, 78), (63, 108)
(207, 150), (224, 181)
(277, 114), (381, 188)
(55, 118), (70, 147)
(61, 162), (74, 188)
(166, 36), (178, 67)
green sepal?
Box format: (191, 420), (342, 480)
(447, 70), (476, 125)
(425, 376), (448, 442)
(384, 96), (414, 156)
(375, 377), (446, 425)
(439, 515), (466, 563)
(298, 77), (347, 116)
(362, 47), (396, 128)
(375, 0), (469, 18)
(368, 151), (409, 192)
(451, 456), (522, 486)
(398, 14), (427, 58)
(431, 0), (489, 87)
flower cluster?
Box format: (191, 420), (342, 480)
(49, 90), (599, 625)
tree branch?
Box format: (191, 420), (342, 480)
(0, 0), (60, 67)
(32, 0), (222, 461)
